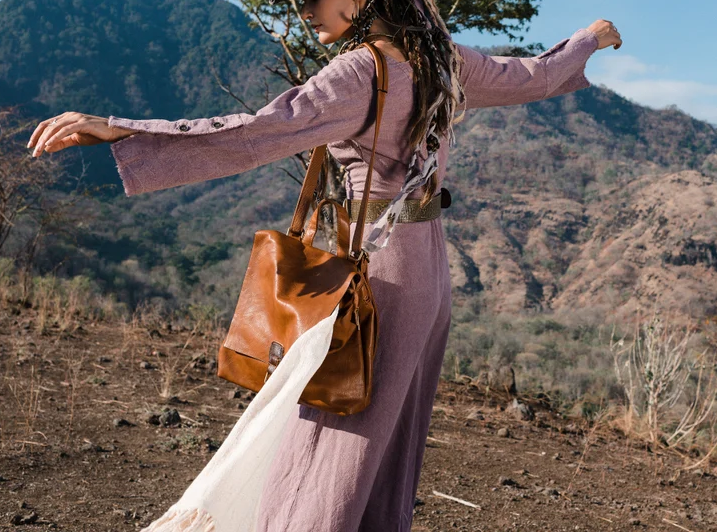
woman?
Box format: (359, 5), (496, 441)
(28, 1), (622, 530)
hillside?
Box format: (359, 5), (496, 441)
(445, 169), (717, 320)
(0, 0), (280, 188)
(1, 1), (717, 340)
(1, 301), (715, 531)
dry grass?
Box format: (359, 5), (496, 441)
(609, 309), (717, 471)
(60, 347), (86, 445)
(4, 365), (46, 452)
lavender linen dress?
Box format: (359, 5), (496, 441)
(108, 28), (599, 531)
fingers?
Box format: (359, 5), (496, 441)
(27, 114), (63, 151)
(44, 124), (81, 151)
(28, 116), (59, 157)
(612, 26), (622, 50)
(30, 113), (76, 157)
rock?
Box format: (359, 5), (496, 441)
(508, 398), (535, 421)
(159, 408), (181, 427)
(227, 389), (242, 400)
(165, 395), (188, 405)
(552, 452), (561, 461)
(79, 442), (103, 452)
(542, 487), (559, 497)
(204, 438), (220, 453)
(496, 427), (511, 438)
(190, 355), (207, 369)
(113, 508), (132, 519)
(475, 365), (517, 395)
(10, 511), (38, 525)
(466, 410), (484, 421)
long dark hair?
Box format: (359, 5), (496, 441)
(339, 0), (465, 207)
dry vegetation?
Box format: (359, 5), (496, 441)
(1, 270), (716, 531)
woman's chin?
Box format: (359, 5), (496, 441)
(317, 33), (338, 45)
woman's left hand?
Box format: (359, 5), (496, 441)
(587, 19), (623, 50)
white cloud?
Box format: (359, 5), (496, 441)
(587, 55), (717, 126)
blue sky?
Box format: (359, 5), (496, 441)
(453, 0), (717, 126)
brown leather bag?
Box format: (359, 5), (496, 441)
(216, 42), (388, 416)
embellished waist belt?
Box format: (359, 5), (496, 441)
(344, 187), (452, 224)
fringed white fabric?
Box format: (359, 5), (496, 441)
(140, 304), (341, 532)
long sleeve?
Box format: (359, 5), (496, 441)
(456, 28), (600, 110)
(108, 53), (372, 197)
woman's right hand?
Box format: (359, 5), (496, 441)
(587, 19), (623, 51)
(27, 112), (137, 158)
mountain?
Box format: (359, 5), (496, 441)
(1, 0), (716, 325)
(443, 87), (717, 320)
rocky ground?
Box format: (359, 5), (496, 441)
(1, 305), (716, 532)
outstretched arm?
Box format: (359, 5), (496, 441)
(106, 53), (372, 197)
(456, 28), (600, 110)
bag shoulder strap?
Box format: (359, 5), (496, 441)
(287, 42), (388, 261)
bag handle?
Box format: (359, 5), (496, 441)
(300, 198), (351, 259)
(286, 42), (388, 262)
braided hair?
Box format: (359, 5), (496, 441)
(338, 0), (465, 208)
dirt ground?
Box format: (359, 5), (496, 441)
(1, 306), (716, 532)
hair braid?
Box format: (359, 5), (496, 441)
(338, 0), (465, 208)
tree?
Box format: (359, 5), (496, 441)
(0, 106), (88, 301)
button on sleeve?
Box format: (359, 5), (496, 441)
(108, 53), (372, 197)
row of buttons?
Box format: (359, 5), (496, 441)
(178, 122), (225, 132)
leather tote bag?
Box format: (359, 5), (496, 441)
(216, 42), (388, 416)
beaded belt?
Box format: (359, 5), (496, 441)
(344, 188), (452, 224)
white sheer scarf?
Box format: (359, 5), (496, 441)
(139, 304), (341, 532)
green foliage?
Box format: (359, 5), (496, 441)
(525, 317), (566, 335)
(444, 298), (616, 403)
(0, 0), (280, 191)
(196, 241), (231, 266)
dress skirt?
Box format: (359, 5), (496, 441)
(255, 216), (452, 532)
